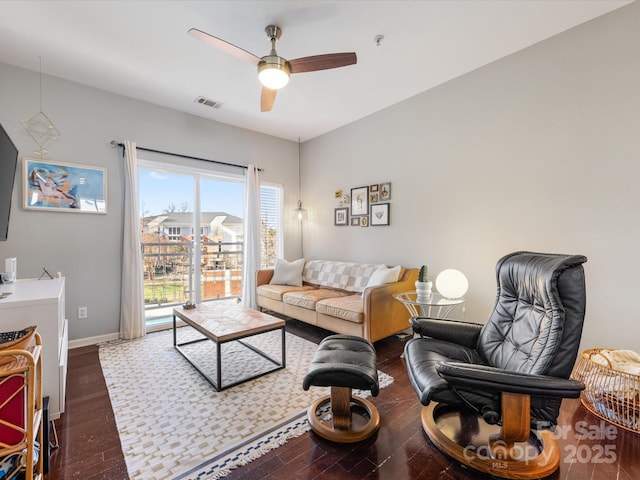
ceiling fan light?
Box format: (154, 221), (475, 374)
(258, 58), (290, 90)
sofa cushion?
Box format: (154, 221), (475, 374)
(366, 265), (402, 287)
(316, 295), (364, 324)
(283, 289), (350, 310)
(257, 284), (316, 301)
(270, 258), (305, 286)
(302, 260), (381, 293)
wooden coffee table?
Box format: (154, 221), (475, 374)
(172, 301), (286, 391)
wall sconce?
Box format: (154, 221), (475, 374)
(435, 269), (468, 299)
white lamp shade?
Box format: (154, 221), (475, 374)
(258, 66), (290, 90)
(292, 207), (307, 220)
(436, 269), (468, 299)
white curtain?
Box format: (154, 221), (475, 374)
(241, 165), (261, 308)
(120, 140), (146, 339)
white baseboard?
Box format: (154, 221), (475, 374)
(68, 321), (180, 349)
(69, 332), (120, 349)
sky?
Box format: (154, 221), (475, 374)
(138, 169), (244, 218)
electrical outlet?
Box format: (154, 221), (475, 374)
(78, 306), (88, 319)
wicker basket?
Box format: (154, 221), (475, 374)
(572, 348), (639, 434)
(0, 326), (37, 366)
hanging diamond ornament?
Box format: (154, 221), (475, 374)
(21, 56), (60, 158)
(21, 111), (60, 158)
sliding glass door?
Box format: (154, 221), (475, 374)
(139, 160), (244, 321)
(138, 159), (283, 324)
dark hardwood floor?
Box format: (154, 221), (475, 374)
(46, 318), (639, 480)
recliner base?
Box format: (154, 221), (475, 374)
(422, 402), (560, 479)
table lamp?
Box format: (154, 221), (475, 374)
(435, 269), (468, 299)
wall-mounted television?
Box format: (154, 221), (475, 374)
(0, 123), (19, 241)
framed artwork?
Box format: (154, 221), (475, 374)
(369, 192), (379, 203)
(379, 182), (391, 201)
(370, 203), (390, 226)
(23, 158), (107, 213)
(350, 217), (360, 226)
(334, 207), (348, 226)
(350, 186), (369, 216)
(370, 184), (379, 193)
(360, 216), (369, 227)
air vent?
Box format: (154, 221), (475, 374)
(194, 96), (221, 108)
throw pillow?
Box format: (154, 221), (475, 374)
(366, 265), (401, 288)
(270, 258), (306, 286)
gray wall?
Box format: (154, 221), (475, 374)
(0, 63), (301, 341)
(300, 3), (640, 350)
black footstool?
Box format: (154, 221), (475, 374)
(302, 334), (380, 443)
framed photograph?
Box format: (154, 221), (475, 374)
(370, 203), (390, 226)
(334, 207), (348, 226)
(23, 158), (107, 213)
(350, 186), (369, 216)
(379, 182), (391, 201)
(369, 184), (379, 193)
(369, 192), (379, 203)
(360, 216), (369, 227)
(350, 217), (360, 226)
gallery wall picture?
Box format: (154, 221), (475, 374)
(370, 203), (390, 226)
(350, 186), (369, 216)
(334, 207), (348, 226)
(23, 158), (107, 213)
(337, 181), (391, 226)
(379, 182), (391, 201)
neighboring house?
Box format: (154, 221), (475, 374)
(143, 212), (243, 243)
(142, 212), (244, 272)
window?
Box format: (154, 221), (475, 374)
(167, 227), (181, 241)
(260, 184), (283, 268)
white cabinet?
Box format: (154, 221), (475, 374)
(0, 278), (67, 419)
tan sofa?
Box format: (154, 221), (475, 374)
(256, 259), (418, 343)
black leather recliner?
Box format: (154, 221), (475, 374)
(404, 251), (587, 479)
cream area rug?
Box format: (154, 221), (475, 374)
(99, 328), (393, 480)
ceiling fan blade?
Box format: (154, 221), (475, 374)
(289, 52), (357, 74)
(261, 87), (277, 112)
(188, 28), (261, 65)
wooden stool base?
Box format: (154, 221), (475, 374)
(307, 387), (380, 443)
(422, 402), (560, 479)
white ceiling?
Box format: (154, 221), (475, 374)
(0, 1), (632, 142)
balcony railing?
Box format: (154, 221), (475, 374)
(142, 240), (243, 312)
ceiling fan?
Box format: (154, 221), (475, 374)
(188, 25), (357, 112)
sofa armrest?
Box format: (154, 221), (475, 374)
(363, 267), (418, 342)
(256, 269), (274, 286)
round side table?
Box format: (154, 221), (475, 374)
(393, 291), (465, 320)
